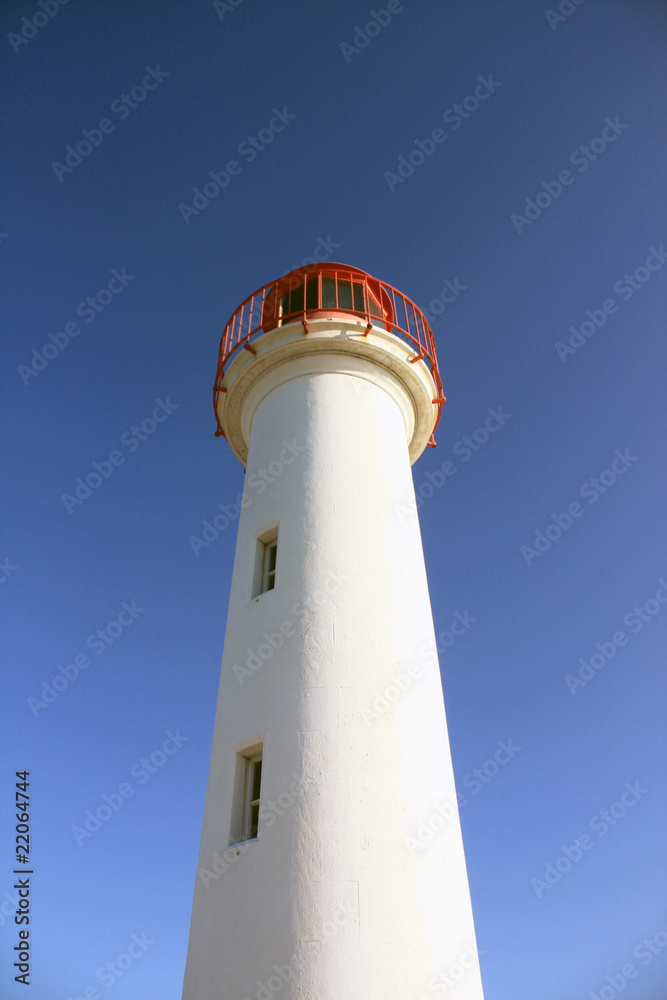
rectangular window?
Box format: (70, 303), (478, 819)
(252, 523), (279, 598)
(305, 274), (319, 310)
(337, 279), (353, 311)
(230, 740), (264, 845)
(321, 275), (336, 309)
(368, 291), (383, 318)
(244, 754), (262, 841)
(289, 282), (304, 315)
(261, 538), (277, 593)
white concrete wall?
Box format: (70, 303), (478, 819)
(182, 356), (484, 999)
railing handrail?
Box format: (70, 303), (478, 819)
(213, 263), (444, 446)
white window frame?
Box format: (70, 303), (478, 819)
(251, 523), (279, 599)
(261, 538), (277, 593)
(242, 752), (263, 842)
(229, 738), (264, 845)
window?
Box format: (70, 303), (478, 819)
(320, 274), (375, 314)
(263, 270), (386, 332)
(261, 537), (277, 593)
(252, 524), (278, 598)
(277, 273), (319, 321)
(243, 753), (262, 841)
(229, 740), (264, 845)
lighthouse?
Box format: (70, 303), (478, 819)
(181, 263), (485, 999)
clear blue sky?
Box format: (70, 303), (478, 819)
(1, 1), (665, 997)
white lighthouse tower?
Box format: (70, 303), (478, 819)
(181, 263), (485, 999)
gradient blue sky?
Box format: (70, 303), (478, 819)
(1, 1), (665, 997)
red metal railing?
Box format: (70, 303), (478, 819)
(213, 262), (445, 446)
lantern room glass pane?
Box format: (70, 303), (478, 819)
(289, 283), (304, 314)
(305, 275), (319, 310)
(337, 279), (352, 310)
(368, 293), (382, 318)
(353, 283), (365, 312)
(321, 276), (336, 308)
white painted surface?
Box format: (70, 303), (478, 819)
(182, 324), (484, 999)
